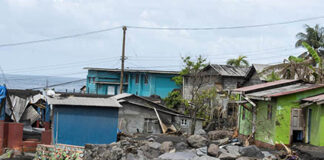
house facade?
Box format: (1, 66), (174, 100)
(85, 67), (179, 98)
(233, 80), (324, 148)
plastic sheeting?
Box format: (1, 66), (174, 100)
(0, 86), (6, 120)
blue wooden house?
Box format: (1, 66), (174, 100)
(84, 68), (180, 98)
(47, 94), (121, 146)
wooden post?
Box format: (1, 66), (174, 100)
(119, 26), (127, 94)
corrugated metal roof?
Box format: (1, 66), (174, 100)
(252, 64), (270, 73)
(84, 67), (179, 75)
(246, 83), (324, 99)
(47, 96), (121, 108)
(210, 64), (251, 77)
(233, 79), (300, 93)
(302, 94), (324, 102)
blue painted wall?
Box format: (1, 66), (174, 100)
(86, 70), (179, 98)
(53, 105), (119, 146)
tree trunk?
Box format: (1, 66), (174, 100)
(190, 113), (197, 135)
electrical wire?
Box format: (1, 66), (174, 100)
(127, 16), (324, 30)
(0, 26), (122, 48)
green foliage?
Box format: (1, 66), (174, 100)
(226, 55), (249, 67)
(287, 56), (304, 63)
(164, 90), (182, 109)
(302, 42), (322, 65)
(172, 55), (207, 86)
(266, 71), (281, 82)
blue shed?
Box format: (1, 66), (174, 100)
(48, 95), (121, 146)
(84, 68), (180, 98)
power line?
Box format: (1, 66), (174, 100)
(0, 26), (122, 48)
(30, 78), (86, 90)
(127, 16), (324, 30)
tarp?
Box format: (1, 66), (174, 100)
(0, 86), (7, 120)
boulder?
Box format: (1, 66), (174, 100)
(224, 145), (240, 157)
(195, 129), (207, 135)
(208, 130), (233, 140)
(196, 147), (208, 156)
(211, 138), (229, 145)
(192, 155), (220, 160)
(261, 151), (276, 159)
(187, 135), (208, 148)
(160, 141), (175, 153)
(158, 151), (196, 160)
(175, 142), (188, 151)
(149, 142), (162, 150)
(207, 144), (219, 157)
(218, 152), (238, 160)
(239, 145), (264, 159)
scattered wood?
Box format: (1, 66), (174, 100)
(154, 107), (168, 133)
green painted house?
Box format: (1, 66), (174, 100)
(233, 79), (324, 147)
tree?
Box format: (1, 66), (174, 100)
(172, 55), (216, 134)
(226, 55), (249, 67)
(295, 24), (324, 49)
(266, 71), (281, 82)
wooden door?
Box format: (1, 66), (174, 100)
(291, 108), (304, 131)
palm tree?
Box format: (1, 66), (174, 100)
(295, 24), (324, 49)
(226, 55), (249, 67)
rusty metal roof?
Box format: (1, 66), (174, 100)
(233, 79), (300, 93)
(210, 64), (251, 77)
(302, 94), (324, 102)
(245, 83), (324, 100)
(84, 67), (179, 75)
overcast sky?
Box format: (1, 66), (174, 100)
(1, 0), (324, 78)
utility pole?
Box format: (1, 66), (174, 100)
(119, 26), (127, 94)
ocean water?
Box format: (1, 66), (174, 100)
(0, 74), (86, 92)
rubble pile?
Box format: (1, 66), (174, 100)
(83, 130), (279, 160)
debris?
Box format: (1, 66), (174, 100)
(195, 129), (207, 135)
(192, 155), (220, 160)
(175, 142), (188, 151)
(211, 137), (229, 145)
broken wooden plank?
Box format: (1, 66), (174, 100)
(154, 107), (168, 133)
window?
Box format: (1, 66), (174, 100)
(125, 74), (129, 83)
(135, 74), (139, 84)
(242, 106), (246, 120)
(144, 75), (148, 84)
(107, 86), (115, 95)
(181, 119), (187, 126)
(267, 104), (272, 120)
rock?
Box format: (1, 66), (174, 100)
(149, 142), (162, 150)
(175, 142), (188, 151)
(239, 145), (264, 159)
(207, 144), (219, 157)
(261, 151), (276, 159)
(148, 138), (155, 142)
(192, 155), (220, 160)
(236, 157), (257, 160)
(208, 130), (233, 140)
(160, 141), (175, 153)
(211, 137), (229, 145)
(107, 146), (123, 160)
(158, 151), (196, 160)
(196, 146), (208, 156)
(218, 152), (238, 160)
(225, 145), (240, 157)
(187, 135), (208, 148)
(195, 129), (207, 135)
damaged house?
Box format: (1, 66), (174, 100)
(233, 79), (324, 148)
(114, 93), (203, 135)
